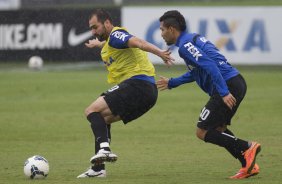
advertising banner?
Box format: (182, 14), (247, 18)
(122, 7), (281, 65)
(0, 0), (20, 10)
(0, 8), (120, 61)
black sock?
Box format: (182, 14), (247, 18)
(92, 164), (105, 172)
(204, 129), (249, 167)
(223, 129), (238, 158)
(224, 129), (247, 167)
(107, 124), (111, 142)
(92, 124), (111, 172)
(87, 112), (109, 148)
(94, 124), (112, 153)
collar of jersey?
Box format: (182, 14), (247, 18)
(175, 31), (187, 47)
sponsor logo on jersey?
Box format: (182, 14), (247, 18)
(184, 42), (203, 61)
(111, 31), (129, 41)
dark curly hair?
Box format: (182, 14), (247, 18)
(159, 10), (186, 31)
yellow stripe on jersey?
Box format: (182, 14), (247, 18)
(101, 27), (155, 84)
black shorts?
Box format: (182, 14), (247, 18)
(102, 79), (158, 124)
(197, 74), (247, 130)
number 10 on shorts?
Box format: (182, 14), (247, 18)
(200, 107), (210, 120)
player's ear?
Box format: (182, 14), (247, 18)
(168, 26), (174, 33)
(104, 19), (111, 26)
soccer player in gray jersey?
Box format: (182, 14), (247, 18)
(156, 10), (261, 179)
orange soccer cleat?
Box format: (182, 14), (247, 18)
(229, 163), (260, 179)
(243, 142), (261, 174)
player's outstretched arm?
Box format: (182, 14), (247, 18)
(157, 72), (194, 90)
(85, 38), (106, 49)
(127, 37), (174, 66)
(156, 76), (170, 91)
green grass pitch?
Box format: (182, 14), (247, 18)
(0, 64), (282, 184)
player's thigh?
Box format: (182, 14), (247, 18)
(85, 96), (112, 117)
(197, 75), (247, 130)
(197, 94), (231, 130)
(226, 74), (247, 113)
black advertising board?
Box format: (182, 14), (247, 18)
(0, 8), (121, 62)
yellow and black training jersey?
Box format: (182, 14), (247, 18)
(101, 27), (155, 84)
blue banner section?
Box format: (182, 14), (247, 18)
(122, 7), (279, 65)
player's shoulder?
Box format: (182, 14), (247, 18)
(178, 33), (206, 51)
(109, 27), (132, 41)
(109, 27), (133, 48)
(177, 33), (205, 60)
(179, 33), (199, 44)
(177, 33), (194, 50)
(110, 27), (130, 36)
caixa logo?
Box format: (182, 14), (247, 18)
(146, 19), (270, 52)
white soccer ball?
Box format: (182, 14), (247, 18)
(28, 56), (43, 70)
(24, 155), (49, 179)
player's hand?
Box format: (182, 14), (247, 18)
(156, 76), (170, 91)
(85, 38), (104, 48)
(222, 93), (237, 110)
(159, 49), (175, 66)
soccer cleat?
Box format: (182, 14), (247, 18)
(242, 142), (261, 174)
(90, 149), (118, 164)
(77, 168), (106, 178)
(229, 163), (260, 179)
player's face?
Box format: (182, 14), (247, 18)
(160, 22), (175, 46)
(89, 15), (107, 41)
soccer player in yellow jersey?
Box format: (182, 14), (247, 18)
(77, 9), (174, 178)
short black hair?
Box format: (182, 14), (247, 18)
(159, 10), (186, 31)
(90, 9), (113, 23)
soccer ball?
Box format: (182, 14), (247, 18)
(28, 56), (43, 70)
(24, 155), (49, 179)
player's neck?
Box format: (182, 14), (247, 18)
(105, 25), (114, 39)
(173, 31), (181, 44)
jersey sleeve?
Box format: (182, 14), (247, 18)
(168, 72), (195, 89)
(108, 29), (133, 49)
(178, 43), (229, 96)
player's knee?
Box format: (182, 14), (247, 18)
(104, 116), (114, 124)
(84, 108), (90, 117)
(104, 115), (120, 124)
(84, 107), (92, 117)
(216, 124), (227, 132)
(196, 128), (207, 141)
(84, 105), (99, 117)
